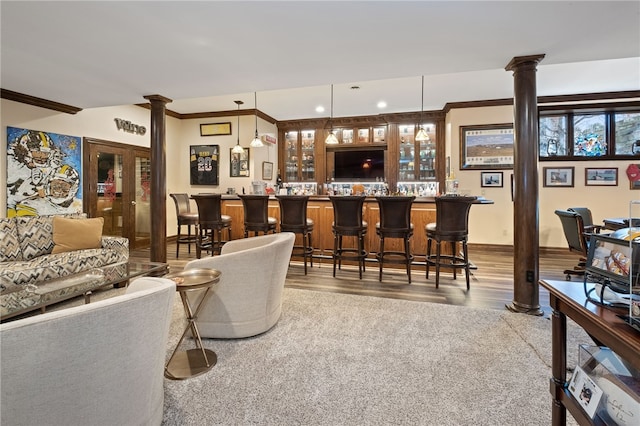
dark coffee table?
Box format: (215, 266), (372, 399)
(1, 261), (168, 321)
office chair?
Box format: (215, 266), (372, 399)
(554, 209), (590, 280)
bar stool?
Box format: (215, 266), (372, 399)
(191, 194), (232, 258)
(169, 193), (199, 257)
(330, 196), (368, 279)
(425, 195), (477, 289)
(238, 195), (277, 237)
(375, 196), (415, 283)
(276, 195), (314, 274)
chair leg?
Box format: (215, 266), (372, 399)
(405, 236), (411, 284)
(451, 241), (457, 280)
(187, 224), (192, 254)
(195, 225), (202, 259)
(302, 231), (308, 275)
(360, 234), (366, 273)
(358, 233), (364, 279)
(378, 236), (384, 282)
(332, 234), (338, 277)
(308, 232), (313, 268)
(426, 238), (432, 279)
(176, 224), (181, 257)
(463, 241), (470, 290)
(435, 241), (441, 289)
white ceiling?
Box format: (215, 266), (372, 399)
(2, 1), (639, 121)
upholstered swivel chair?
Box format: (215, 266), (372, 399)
(183, 232), (295, 338)
(568, 207), (603, 235)
(169, 193), (199, 257)
(330, 196), (368, 279)
(555, 209), (589, 280)
(0, 277), (175, 426)
(239, 194), (277, 237)
(426, 195), (477, 289)
(375, 196), (415, 283)
(276, 195), (314, 274)
(191, 194), (232, 258)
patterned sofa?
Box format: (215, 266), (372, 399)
(0, 214), (129, 293)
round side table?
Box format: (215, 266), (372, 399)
(163, 268), (221, 380)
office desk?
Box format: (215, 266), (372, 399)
(539, 279), (640, 426)
(602, 217), (640, 231)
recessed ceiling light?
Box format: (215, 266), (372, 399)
(377, 101), (387, 109)
(316, 106), (325, 113)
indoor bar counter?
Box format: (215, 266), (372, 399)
(218, 194), (492, 267)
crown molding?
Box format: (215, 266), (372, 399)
(1, 89), (82, 114)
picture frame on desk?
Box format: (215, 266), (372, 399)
(543, 167), (574, 187)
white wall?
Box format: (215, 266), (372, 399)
(1, 99), (278, 236)
(3, 98), (636, 248)
(446, 105), (640, 248)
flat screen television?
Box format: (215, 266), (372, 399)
(334, 149), (385, 180)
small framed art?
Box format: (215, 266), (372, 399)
(230, 147), (249, 177)
(543, 167), (574, 187)
(262, 161), (273, 180)
(481, 172), (503, 187)
(200, 122), (231, 136)
(585, 168), (617, 186)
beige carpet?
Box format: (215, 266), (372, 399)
(162, 288), (589, 425)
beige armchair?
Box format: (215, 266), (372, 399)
(184, 232), (295, 338)
(0, 277), (175, 426)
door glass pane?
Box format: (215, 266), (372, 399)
(614, 112), (640, 155)
(135, 156), (151, 242)
(284, 131), (298, 181)
(399, 125), (415, 181)
(539, 115), (568, 157)
(97, 152), (123, 236)
(418, 124), (436, 180)
(574, 114), (607, 156)
(301, 130), (315, 181)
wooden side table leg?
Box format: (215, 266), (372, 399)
(550, 308), (567, 426)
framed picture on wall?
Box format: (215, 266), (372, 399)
(460, 123), (514, 170)
(189, 145), (219, 185)
(262, 161), (273, 180)
(543, 167), (574, 187)
(480, 172), (503, 187)
(230, 147), (249, 177)
(585, 168), (617, 186)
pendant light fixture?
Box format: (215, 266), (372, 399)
(415, 75), (431, 142)
(325, 84), (339, 145)
(232, 100), (245, 154)
(250, 92), (264, 148)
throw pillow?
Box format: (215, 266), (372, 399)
(52, 216), (104, 254)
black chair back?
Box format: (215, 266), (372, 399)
(433, 196), (477, 241)
(276, 195), (309, 231)
(191, 194), (224, 227)
(330, 196), (366, 234)
(376, 196), (415, 237)
(555, 209), (588, 255)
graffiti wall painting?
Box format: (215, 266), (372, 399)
(6, 126), (82, 217)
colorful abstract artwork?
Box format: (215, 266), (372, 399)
(6, 127), (82, 217)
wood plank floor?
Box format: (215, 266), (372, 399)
(131, 241), (582, 317)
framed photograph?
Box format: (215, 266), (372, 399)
(460, 123), (514, 170)
(262, 161), (273, 180)
(481, 172), (503, 187)
(189, 145), (219, 185)
(543, 167), (574, 187)
(230, 147), (249, 177)
(585, 168), (618, 186)
(200, 122), (231, 136)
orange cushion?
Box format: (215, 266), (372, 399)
(52, 216), (104, 254)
